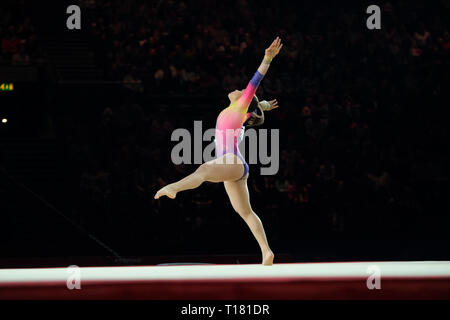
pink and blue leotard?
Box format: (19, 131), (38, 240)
(215, 71), (264, 179)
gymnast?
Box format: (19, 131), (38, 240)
(155, 37), (283, 266)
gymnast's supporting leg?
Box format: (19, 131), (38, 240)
(154, 153), (244, 199)
(224, 177), (274, 266)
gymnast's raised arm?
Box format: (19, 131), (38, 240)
(231, 37), (283, 113)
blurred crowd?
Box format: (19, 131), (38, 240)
(62, 0), (449, 256)
(80, 0), (450, 97)
(1, 0), (449, 258)
(0, 3), (41, 67)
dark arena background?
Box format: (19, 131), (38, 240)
(0, 0), (449, 309)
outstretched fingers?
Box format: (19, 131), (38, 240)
(274, 38), (283, 53)
(269, 99), (279, 110)
(269, 37), (279, 48)
(268, 37), (283, 56)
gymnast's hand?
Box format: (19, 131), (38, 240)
(267, 99), (279, 111)
(264, 37), (283, 61)
(257, 37), (283, 76)
(259, 99), (279, 111)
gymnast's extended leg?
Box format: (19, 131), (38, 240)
(154, 153), (244, 199)
(224, 177), (274, 266)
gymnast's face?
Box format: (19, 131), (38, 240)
(228, 89), (243, 103)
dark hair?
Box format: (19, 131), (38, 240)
(244, 95), (265, 127)
(249, 95), (259, 113)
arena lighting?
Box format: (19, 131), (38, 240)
(1, 118), (7, 124)
(0, 83), (14, 91)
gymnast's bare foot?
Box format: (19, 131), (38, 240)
(154, 185), (177, 199)
(262, 250), (274, 266)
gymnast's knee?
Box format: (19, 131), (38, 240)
(236, 208), (254, 220)
(195, 163), (210, 180)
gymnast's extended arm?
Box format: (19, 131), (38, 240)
(232, 36), (283, 114)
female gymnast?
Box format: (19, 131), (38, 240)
(155, 37), (283, 266)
